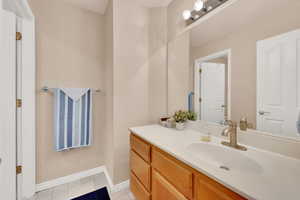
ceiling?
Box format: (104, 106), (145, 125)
(62, 0), (174, 15)
(190, 0), (298, 47)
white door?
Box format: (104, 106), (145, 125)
(0, 9), (17, 200)
(200, 62), (225, 123)
(257, 29), (300, 137)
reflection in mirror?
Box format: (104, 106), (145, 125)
(194, 50), (230, 125)
(167, 0), (300, 138)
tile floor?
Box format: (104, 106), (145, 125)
(27, 173), (135, 200)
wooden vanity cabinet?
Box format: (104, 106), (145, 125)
(130, 134), (151, 162)
(194, 173), (246, 200)
(152, 148), (193, 199)
(130, 133), (246, 200)
(130, 150), (151, 191)
(131, 173), (151, 200)
(152, 169), (188, 200)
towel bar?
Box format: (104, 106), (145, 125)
(41, 86), (101, 93)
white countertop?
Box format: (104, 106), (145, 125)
(129, 125), (300, 200)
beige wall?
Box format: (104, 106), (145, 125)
(104, 0), (114, 180)
(107, 0), (168, 184)
(148, 7), (168, 122)
(113, 0), (150, 184)
(30, 0), (168, 184)
(190, 2), (300, 126)
(167, 0), (193, 41)
(29, 0), (106, 183)
(168, 32), (190, 115)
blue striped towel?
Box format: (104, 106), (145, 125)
(53, 88), (93, 151)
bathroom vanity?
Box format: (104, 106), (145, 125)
(130, 133), (245, 200)
(129, 125), (300, 200)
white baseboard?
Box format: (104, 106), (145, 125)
(102, 167), (130, 193)
(102, 167), (114, 191)
(36, 166), (106, 192)
(36, 165), (130, 194)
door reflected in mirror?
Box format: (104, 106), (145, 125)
(194, 50), (230, 125)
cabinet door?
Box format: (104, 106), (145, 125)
(195, 173), (246, 200)
(130, 173), (150, 200)
(152, 148), (193, 199)
(152, 170), (188, 200)
(130, 150), (151, 191)
(130, 134), (151, 163)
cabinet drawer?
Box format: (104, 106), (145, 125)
(152, 169), (188, 200)
(152, 148), (193, 199)
(130, 150), (151, 191)
(195, 173), (246, 200)
(130, 173), (151, 200)
(130, 134), (151, 163)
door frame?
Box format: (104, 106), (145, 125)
(194, 49), (232, 122)
(18, 17), (36, 199)
(1, 1), (36, 199)
(0, 9), (17, 200)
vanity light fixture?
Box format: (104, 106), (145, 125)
(194, 0), (204, 11)
(182, 0), (228, 25)
(182, 10), (192, 20)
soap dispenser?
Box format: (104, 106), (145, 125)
(239, 117), (248, 131)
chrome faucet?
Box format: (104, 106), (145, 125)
(221, 120), (247, 151)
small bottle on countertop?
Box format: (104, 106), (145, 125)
(239, 117), (248, 131)
(201, 133), (211, 142)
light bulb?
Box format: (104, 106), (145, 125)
(194, 0), (204, 11)
(182, 10), (191, 20)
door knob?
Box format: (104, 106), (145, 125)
(258, 111), (270, 115)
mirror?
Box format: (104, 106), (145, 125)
(167, 0), (300, 138)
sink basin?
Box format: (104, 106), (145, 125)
(186, 143), (263, 174)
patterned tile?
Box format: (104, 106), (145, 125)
(93, 173), (109, 190)
(32, 174), (132, 200)
(111, 189), (131, 200)
(36, 189), (53, 200)
(68, 179), (82, 199)
(52, 184), (69, 200)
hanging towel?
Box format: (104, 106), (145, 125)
(53, 88), (93, 151)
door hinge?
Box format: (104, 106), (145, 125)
(16, 99), (22, 108)
(16, 165), (22, 174)
(16, 32), (22, 41)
